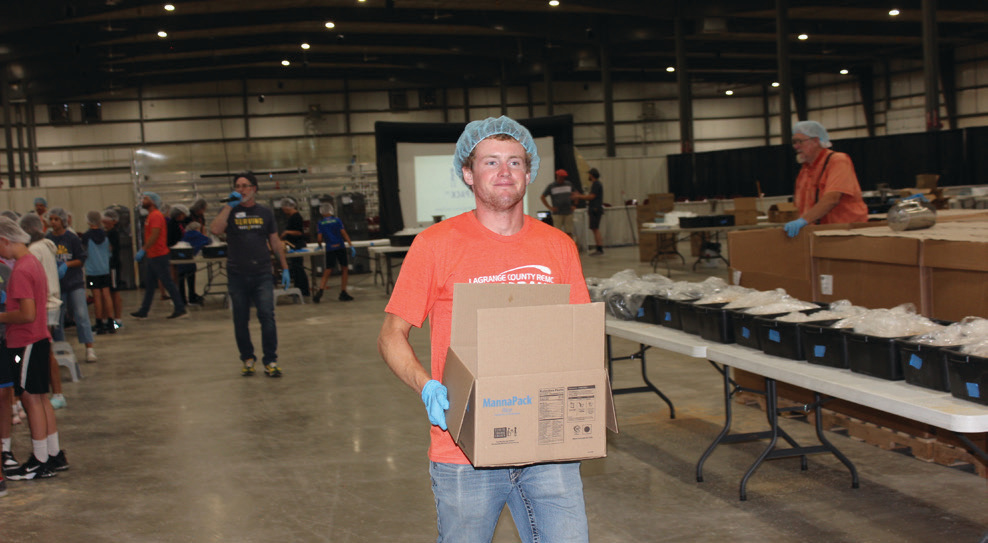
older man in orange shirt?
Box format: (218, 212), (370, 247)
(785, 120), (868, 237)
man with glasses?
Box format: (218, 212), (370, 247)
(785, 120), (868, 237)
(210, 172), (290, 378)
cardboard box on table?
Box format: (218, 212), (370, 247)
(919, 221), (988, 321)
(729, 197), (759, 226)
(812, 231), (923, 310)
(443, 284), (618, 468)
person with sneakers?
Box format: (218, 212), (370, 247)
(378, 116), (591, 542)
(209, 172), (290, 378)
(46, 208), (98, 363)
(278, 198), (311, 299)
(312, 203), (355, 303)
(176, 222), (210, 306)
(20, 214), (68, 408)
(80, 211), (114, 335)
(0, 217), (69, 481)
(131, 192), (187, 321)
(102, 209), (124, 331)
(574, 167), (605, 255)
(539, 168), (579, 242)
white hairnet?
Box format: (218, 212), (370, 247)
(0, 217), (31, 244)
(87, 210), (102, 225)
(793, 120), (833, 149)
(319, 203), (335, 216)
(453, 116), (539, 183)
(279, 197), (297, 209)
(48, 207), (68, 224)
(170, 204), (190, 219)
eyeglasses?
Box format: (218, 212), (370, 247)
(233, 183), (254, 189)
(792, 137), (813, 145)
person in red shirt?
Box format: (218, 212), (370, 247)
(786, 120), (869, 237)
(378, 116), (591, 542)
(131, 192), (187, 319)
(0, 217), (69, 480)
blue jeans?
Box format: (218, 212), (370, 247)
(52, 287), (94, 345)
(228, 271), (278, 365)
(136, 255), (185, 315)
(429, 461), (588, 543)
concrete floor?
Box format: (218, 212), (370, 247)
(2, 245), (986, 543)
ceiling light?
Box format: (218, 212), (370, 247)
(163, 4), (175, 11)
(666, 66), (675, 73)
(325, 21), (336, 29)
(549, 0), (560, 6)
(281, 60), (290, 66)
(840, 69), (849, 75)
(157, 30), (168, 38)
(889, 9), (900, 17)
(725, 90), (734, 96)
(771, 82), (780, 87)
(301, 43), (310, 50)
(797, 34), (809, 40)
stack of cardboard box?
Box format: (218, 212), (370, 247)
(729, 197), (760, 226)
(637, 193), (675, 262)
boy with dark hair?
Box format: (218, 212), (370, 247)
(312, 203), (355, 303)
(80, 211), (114, 335)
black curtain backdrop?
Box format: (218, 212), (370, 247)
(669, 128), (976, 200)
(374, 115), (577, 235)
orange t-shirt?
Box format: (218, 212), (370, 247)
(794, 150), (868, 225)
(384, 211), (591, 465)
(143, 209), (170, 258)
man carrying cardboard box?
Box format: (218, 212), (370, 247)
(378, 116), (592, 542)
(786, 120), (868, 237)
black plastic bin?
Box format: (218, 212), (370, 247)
(730, 310), (786, 350)
(800, 320), (846, 368)
(897, 340), (951, 392)
(641, 295), (662, 325)
(694, 303), (734, 344)
(679, 301), (702, 336)
(759, 319), (805, 360)
(844, 331), (910, 380)
(654, 297), (695, 330)
(945, 348), (988, 406)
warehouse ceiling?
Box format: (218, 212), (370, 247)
(2, 0), (988, 102)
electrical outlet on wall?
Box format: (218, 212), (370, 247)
(819, 274), (834, 296)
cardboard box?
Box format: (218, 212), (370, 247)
(729, 209), (759, 225)
(812, 234), (923, 309)
(733, 197), (759, 211)
(768, 203), (799, 223)
(636, 206), (660, 226)
(443, 284), (617, 467)
(916, 174), (940, 190)
(922, 236), (988, 321)
(646, 193), (675, 212)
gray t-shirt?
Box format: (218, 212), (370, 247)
(542, 180), (575, 215)
(223, 203), (277, 275)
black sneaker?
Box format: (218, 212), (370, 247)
(339, 291), (354, 301)
(167, 310), (189, 319)
(263, 362), (282, 378)
(130, 312), (148, 320)
(2, 451), (19, 474)
(47, 450), (70, 472)
(6, 455), (56, 480)
(241, 358), (256, 377)
(312, 290), (323, 303)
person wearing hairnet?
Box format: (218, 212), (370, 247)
(378, 116), (591, 542)
(46, 208), (98, 362)
(209, 172), (289, 378)
(130, 192), (187, 320)
(278, 197), (311, 298)
(785, 120), (868, 237)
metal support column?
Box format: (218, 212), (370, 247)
(675, 16), (694, 155)
(599, 18), (615, 157)
(1, 70), (16, 188)
(25, 97), (38, 187)
(543, 54), (554, 116)
(499, 59), (508, 116)
(922, 0), (941, 131)
(858, 66), (876, 137)
(775, 0), (793, 140)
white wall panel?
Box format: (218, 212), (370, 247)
(144, 97), (242, 119)
(35, 122), (143, 147)
(37, 147), (133, 170)
(694, 117), (764, 139)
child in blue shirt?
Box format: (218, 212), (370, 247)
(312, 203), (354, 303)
(177, 222), (210, 305)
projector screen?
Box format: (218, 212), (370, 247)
(395, 138), (556, 228)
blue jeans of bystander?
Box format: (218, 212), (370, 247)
(227, 271), (278, 365)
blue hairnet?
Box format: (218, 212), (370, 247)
(34, 197), (47, 206)
(793, 120), (832, 149)
(143, 191), (163, 209)
(453, 116), (540, 183)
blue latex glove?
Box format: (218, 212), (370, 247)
(421, 380), (449, 430)
(350, 246), (357, 258)
(226, 191), (242, 208)
(135, 249), (146, 262)
(784, 218), (808, 238)
(57, 261), (68, 279)
(281, 269), (291, 290)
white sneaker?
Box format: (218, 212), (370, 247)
(50, 393), (67, 409)
(86, 347), (97, 362)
